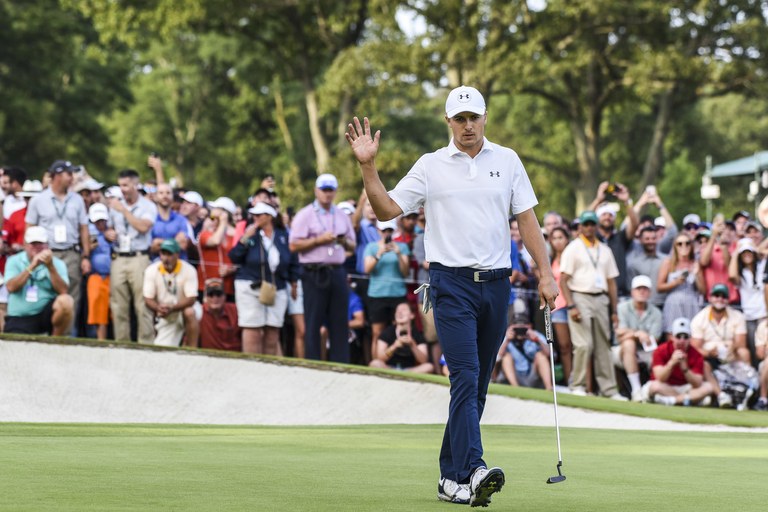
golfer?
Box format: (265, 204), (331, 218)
(346, 86), (558, 507)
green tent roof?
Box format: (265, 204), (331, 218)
(710, 151), (768, 178)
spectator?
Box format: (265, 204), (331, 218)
(732, 210), (751, 238)
(4, 226), (73, 335)
(107, 168), (157, 343)
(588, 181), (639, 297)
(25, 160), (91, 336)
(351, 190), (380, 301)
(613, 275), (663, 402)
(743, 220), (765, 253)
(559, 210), (625, 399)
(657, 233), (705, 334)
(681, 213), (702, 245)
(627, 226), (666, 309)
(631, 187), (677, 255)
(548, 225), (572, 384)
(198, 197), (238, 299)
(754, 320), (768, 411)
(1, 166), (27, 221)
(497, 314), (552, 390)
(347, 281), (366, 363)
(261, 173), (276, 193)
(413, 229), (441, 372)
(179, 190), (205, 238)
(369, 301), (433, 373)
(729, 238), (766, 366)
(642, 317), (713, 406)
(143, 238), (199, 347)
(509, 216), (537, 317)
(700, 214), (738, 304)
(230, 201), (299, 355)
(74, 178), (105, 211)
(199, 278), (241, 352)
(1, 179), (41, 331)
(363, 218), (410, 359)
(690, 284), (750, 370)
(150, 183), (190, 260)
(86, 203), (112, 340)
(289, 173), (356, 363)
(542, 210), (565, 237)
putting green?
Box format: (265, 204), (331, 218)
(0, 423), (762, 511)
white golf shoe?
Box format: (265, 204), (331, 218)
(437, 477), (470, 505)
(469, 466), (505, 507)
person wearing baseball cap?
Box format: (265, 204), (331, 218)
(199, 278), (241, 352)
(613, 275), (663, 402)
(642, 317), (714, 406)
(345, 85), (558, 506)
(86, 202), (113, 340)
(288, 172), (356, 364)
(3, 225), (73, 336)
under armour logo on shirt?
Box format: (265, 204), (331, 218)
(490, 171), (500, 177)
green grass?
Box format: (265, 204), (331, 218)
(0, 423), (764, 511)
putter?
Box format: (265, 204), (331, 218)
(544, 305), (566, 484)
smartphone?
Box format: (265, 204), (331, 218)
(645, 185), (656, 196)
(713, 212), (724, 224)
(147, 152), (159, 169)
(384, 234), (392, 244)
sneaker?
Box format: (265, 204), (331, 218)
(653, 394), (676, 406)
(570, 386), (587, 396)
(607, 392), (629, 402)
(718, 391), (733, 408)
(631, 389), (644, 403)
(754, 399), (768, 412)
(437, 477), (470, 505)
(469, 466), (505, 508)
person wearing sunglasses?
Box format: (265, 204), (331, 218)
(199, 278), (241, 352)
(657, 233), (705, 336)
(642, 317), (713, 406)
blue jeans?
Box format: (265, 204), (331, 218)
(429, 266), (510, 483)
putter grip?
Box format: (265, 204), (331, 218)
(544, 305), (553, 342)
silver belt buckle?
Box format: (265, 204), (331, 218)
(473, 271), (484, 283)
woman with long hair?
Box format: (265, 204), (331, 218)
(657, 232), (705, 335)
(198, 197), (238, 300)
(729, 238), (766, 364)
(229, 202), (299, 355)
(548, 225), (573, 384)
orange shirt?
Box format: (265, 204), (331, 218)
(197, 230), (235, 296)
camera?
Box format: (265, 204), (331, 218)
(384, 234), (392, 244)
(512, 327), (528, 338)
(605, 183), (620, 201)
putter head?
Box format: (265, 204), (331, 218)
(546, 475), (566, 484)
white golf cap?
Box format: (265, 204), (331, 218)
(683, 213), (701, 226)
(445, 85), (486, 118)
(631, 275), (652, 290)
(19, 180), (43, 198)
(248, 201), (277, 218)
(208, 197), (237, 215)
(737, 238), (757, 255)
(89, 203), (109, 223)
(671, 317), (691, 336)
(105, 186), (123, 200)
(75, 178), (105, 193)
(181, 191), (204, 207)
(24, 226), (48, 244)
(315, 173), (338, 190)
(376, 219), (398, 231)
(654, 216), (666, 228)
(337, 201), (355, 215)
(596, 203), (617, 218)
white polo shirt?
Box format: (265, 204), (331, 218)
(389, 138), (537, 269)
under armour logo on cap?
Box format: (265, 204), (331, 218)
(445, 85), (486, 118)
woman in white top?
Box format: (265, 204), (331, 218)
(729, 237), (766, 365)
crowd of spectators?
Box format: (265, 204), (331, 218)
(1, 159), (768, 410)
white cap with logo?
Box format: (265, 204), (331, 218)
(631, 275), (652, 290)
(671, 317), (691, 336)
(445, 86), (486, 118)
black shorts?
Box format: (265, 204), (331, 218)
(367, 296), (406, 324)
(5, 299), (55, 335)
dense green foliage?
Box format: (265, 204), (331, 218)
(3, 0), (768, 218)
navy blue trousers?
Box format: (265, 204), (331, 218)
(429, 267), (510, 484)
(302, 265), (350, 363)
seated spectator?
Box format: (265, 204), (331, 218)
(642, 317), (713, 406)
(4, 226), (73, 335)
(754, 320), (768, 411)
(364, 218), (410, 359)
(143, 239), (199, 347)
(497, 314), (552, 390)
(369, 302), (433, 373)
(690, 284), (750, 369)
(729, 238), (766, 365)
(229, 202), (299, 356)
(199, 278), (241, 352)
(86, 203), (112, 340)
(612, 275), (663, 402)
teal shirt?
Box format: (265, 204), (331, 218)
(364, 241), (410, 298)
(5, 252), (69, 317)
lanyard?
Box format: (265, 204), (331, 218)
(580, 237), (600, 269)
(52, 194), (72, 220)
(313, 203), (336, 236)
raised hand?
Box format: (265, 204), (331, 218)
(345, 117), (381, 165)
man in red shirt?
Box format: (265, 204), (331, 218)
(199, 278), (241, 352)
(643, 317), (714, 406)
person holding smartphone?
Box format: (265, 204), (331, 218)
(369, 301), (432, 373)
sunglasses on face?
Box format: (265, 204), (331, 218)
(675, 334), (690, 340)
(684, 224), (698, 230)
(711, 293), (728, 299)
(676, 241), (691, 246)
(206, 290), (224, 297)
(582, 221), (596, 227)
